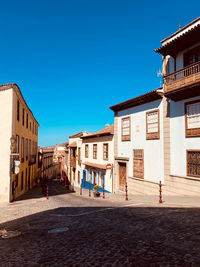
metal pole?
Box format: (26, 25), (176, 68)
(89, 183), (91, 197)
(125, 182), (128, 201)
(103, 180), (105, 199)
(159, 181), (163, 204)
(80, 184), (82, 195)
(46, 185), (49, 200)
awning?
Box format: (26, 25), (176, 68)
(83, 161), (107, 170)
(68, 141), (77, 148)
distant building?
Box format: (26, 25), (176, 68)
(0, 83), (39, 202)
(68, 131), (89, 187)
(81, 125), (114, 193)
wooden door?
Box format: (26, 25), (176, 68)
(119, 163), (126, 191)
(93, 172), (96, 185)
(133, 149), (144, 178)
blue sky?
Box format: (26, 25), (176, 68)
(0, 0), (199, 146)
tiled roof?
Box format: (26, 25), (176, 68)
(81, 125), (114, 139)
(83, 161), (107, 170)
(109, 88), (163, 112)
(155, 17), (200, 55)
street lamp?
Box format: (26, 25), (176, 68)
(10, 135), (16, 153)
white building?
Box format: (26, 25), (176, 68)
(110, 17), (200, 196)
(110, 90), (164, 194)
(155, 17), (200, 195)
(81, 125), (114, 193)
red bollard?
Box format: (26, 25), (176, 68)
(46, 185), (49, 200)
(89, 183), (91, 197)
(103, 181), (105, 199)
(80, 185), (82, 195)
(159, 181), (163, 204)
(125, 182), (128, 201)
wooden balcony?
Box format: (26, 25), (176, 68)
(164, 61), (200, 93)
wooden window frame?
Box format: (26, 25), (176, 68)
(186, 150), (200, 178)
(85, 144), (89, 158)
(133, 149), (144, 179)
(146, 109), (160, 140)
(26, 138), (28, 160)
(21, 137), (24, 163)
(103, 143), (109, 161)
(17, 100), (20, 121)
(93, 144), (97, 159)
(26, 113), (28, 129)
(78, 147), (81, 165)
(121, 117), (131, 141)
(22, 108), (24, 126)
(185, 100), (200, 138)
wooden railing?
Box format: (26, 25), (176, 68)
(164, 61), (200, 92)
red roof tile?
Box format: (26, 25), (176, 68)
(81, 125), (114, 139)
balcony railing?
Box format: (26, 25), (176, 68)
(164, 61), (200, 92)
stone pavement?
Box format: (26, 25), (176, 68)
(0, 180), (200, 266)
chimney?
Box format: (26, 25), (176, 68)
(105, 124), (110, 128)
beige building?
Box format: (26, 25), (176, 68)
(0, 83), (39, 202)
(68, 131), (89, 187)
(81, 125), (114, 192)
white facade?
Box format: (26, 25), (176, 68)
(0, 89), (13, 202)
(170, 96), (200, 177)
(117, 99), (164, 183)
(81, 132), (114, 193)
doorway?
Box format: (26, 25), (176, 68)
(119, 162), (126, 191)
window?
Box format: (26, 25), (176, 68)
(184, 46), (200, 67)
(21, 171), (24, 190)
(26, 138), (28, 160)
(187, 151), (200, 177)
(22, 108), (24, 126)
(146, 110), (160, 140)
(121, 117), (131, 141)
(26, 113), (28, 128)
(33, 121), (34, 134)
(78, 147), (81, 164)
(21, 137), (24, 162)
(16, 135), (19, 154)
(30, 122), (31, 131)
(103, 143), (108, 161)
(93, 144), (97, 159)
(85, 144), (89, 158)
(133, 149), (144, 179)
(29, 140), (31, 161)
(17, 100), (20, 121)
(185, 101), (200, 137)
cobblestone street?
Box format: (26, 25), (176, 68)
(0, 181), (200, 266)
